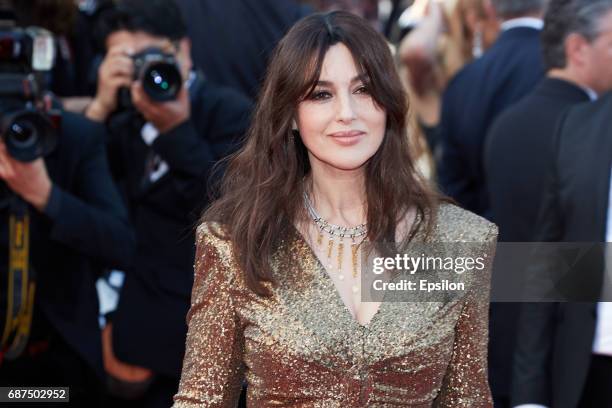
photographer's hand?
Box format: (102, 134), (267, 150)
(0, 142), (52, 211)
(131, 81), (191, 133)
(86, 45), (134, 122)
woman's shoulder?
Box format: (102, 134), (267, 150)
(195, 222), (237, 275)
(196, 221), (231, 246)
(431, 203), (498, 243)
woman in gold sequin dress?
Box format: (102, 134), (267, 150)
(173, 11), (497, 408)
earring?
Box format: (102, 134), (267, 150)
(472, 29), (483, 59)
(291, 120), (300, 138)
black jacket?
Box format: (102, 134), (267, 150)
(485, 78), (591, 241)
(109, 74), (252, 377)
(438, 26), (545, 218)
(511, 93), (612, 408)
(482, 78), (591, 402)
(175, 0), (312, 100)
(0, 111), (135, 378)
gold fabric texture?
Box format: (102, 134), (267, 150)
(173, 204), (497, 407)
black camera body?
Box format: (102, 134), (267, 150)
(132, 47), (182, 102)
(0, 29), (41, 72)
(0, 25), (60, 162)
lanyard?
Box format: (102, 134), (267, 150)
(1, 198), (36, 360)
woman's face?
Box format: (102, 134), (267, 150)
(296, 43), (386, 173)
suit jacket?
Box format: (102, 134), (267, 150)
(482, 78), (591, 402)
(175, 0), (312, 101)
(438, 26), (545, 218)
(485, 78), (591, 241)
(511, 93), (612, 408)
(109, 75), (252, 377)
(0, 112), (135, 378)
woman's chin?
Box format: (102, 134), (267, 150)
(321, 157), (372, 172)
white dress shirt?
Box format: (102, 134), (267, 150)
(593, 169), (612, 356)
(500, 17), (544, 32)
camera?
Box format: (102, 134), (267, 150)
(132, 47), (182, 102)
(0, 25), (59, 162)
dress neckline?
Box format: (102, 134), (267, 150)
(289, 224), (384, 330)
(288, 208), (425, 330)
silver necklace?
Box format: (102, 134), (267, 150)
(303, 192), (367, 239)
(303, 191), (366, 293)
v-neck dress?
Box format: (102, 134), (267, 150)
(173, 203), (497, 407)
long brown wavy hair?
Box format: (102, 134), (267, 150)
(203, 11), (442, 296)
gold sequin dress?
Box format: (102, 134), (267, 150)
(173, 204), (497, 407)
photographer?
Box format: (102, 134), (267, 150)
(84, 0), (252, 406)
(0, 20), (135, 408)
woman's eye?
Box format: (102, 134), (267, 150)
(354, 85), (370, 95)
(309, 90), (332, 100)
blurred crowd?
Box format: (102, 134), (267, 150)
(0, 0), (610, 408)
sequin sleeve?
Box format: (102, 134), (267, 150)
(433, 223), (497, 408)
(173, 224), (245, 407)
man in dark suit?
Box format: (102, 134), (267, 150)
(486, 0), (612, 243)
(175, 0), (312, 101)
(437, 1), (546, 406)
(85, 1), (252, 406)
(508, 4), (612, 407)
(511, 91), (612, 408)
(0, 110), (135, 405)
(485, 2), (612, 408)
(437, 0), (546, 219)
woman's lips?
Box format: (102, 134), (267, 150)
(328, 130), (365, 146)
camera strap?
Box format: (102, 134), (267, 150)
(1, 198), (35, 360)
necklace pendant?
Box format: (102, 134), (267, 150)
(338, 274), (345, 281)
(316, 231), (323, 247)
(326, 237), (334, 260)
(351, 285), (359, 294)
(351, 243), (359, 279)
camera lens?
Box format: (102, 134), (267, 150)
(7, 119), (38, 148)
(142, 62), (182, 102)
(151, 70), (170, 90)
(1, 110), (57, 162)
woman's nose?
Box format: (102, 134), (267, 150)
(335, 92), (357, 123)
